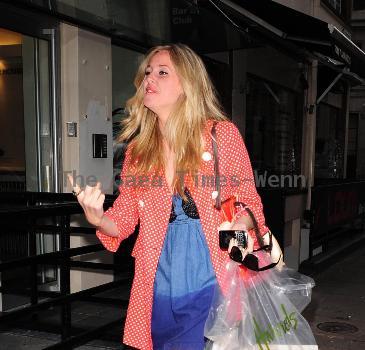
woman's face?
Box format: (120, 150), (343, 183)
(143, 50), (183, 119)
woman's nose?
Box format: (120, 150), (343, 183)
(146, 75), (155, 84)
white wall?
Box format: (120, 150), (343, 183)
(61, 23), (114, 292)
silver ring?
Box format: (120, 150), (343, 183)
(72, 189), (82, 197)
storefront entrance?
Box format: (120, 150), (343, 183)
(0, 9), (61, 309)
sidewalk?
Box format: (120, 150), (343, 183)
(302, 240), (365, 349)
(1, 240), (365, 349)
(0, 286), (131, 350)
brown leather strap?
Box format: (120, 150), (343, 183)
(211, 121), (221, 210)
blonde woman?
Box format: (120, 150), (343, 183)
(70, 44), (282, 350)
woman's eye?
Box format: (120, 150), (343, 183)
(145, 71), (151, 76)
(159, 70), (168, 76)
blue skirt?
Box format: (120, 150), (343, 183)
(151, 194), (217, 350)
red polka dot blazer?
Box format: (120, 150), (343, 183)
(96, 120), (269, 349)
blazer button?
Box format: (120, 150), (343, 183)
(212, 190), (218, 199)
(138, 200), (144, 208)
(202, 151), (212, 161)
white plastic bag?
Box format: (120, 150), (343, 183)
(204, 252), (318, 350)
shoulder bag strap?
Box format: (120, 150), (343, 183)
(211, 121), (267, 250)
(211, 121), (221, 210)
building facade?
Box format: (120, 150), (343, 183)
(0, 0), (365, 301)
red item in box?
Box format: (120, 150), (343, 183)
(220, 195), (238, 223)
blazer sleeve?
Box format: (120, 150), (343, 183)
(96, 146), (139, 252)
(217, 121), (270, 238)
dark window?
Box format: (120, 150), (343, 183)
(328, 0), (342, 13)
(203, 56), (232, 118)
(353, 0), (365, 10)
(322, 0), (351, 22)
(245, 76), (303, 178)
(111, 46), (143, 194)
(315, 103), (345, 179)
(346, 113), (359, 179)
(322, 0), (342, 14)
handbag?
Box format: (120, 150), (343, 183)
(204, 122), (318, 350)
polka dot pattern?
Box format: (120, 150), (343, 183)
(96, 120), (269, 350)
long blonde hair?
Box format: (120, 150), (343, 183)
(118, 43), (227, 196)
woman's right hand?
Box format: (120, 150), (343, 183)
(68, 174), (105, 227)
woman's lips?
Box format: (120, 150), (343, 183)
(145, 84), (157, 93)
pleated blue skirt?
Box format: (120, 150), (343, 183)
(151, 194), (217, 350)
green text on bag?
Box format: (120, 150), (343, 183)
(253, 304), (298, 350)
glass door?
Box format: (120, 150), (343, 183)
(0, 27), (59, 192)
(0, 24), (60, 311)
(22, 30), (61, 292)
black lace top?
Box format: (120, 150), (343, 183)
(169, 187), (200, 222)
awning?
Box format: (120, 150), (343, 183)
(207, 0), (365, 83)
